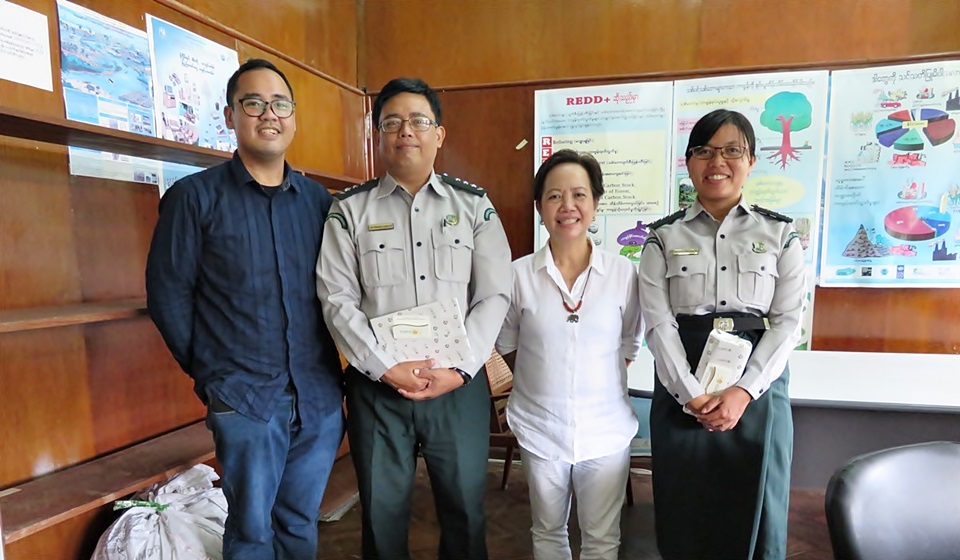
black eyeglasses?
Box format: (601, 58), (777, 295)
(237, 97), (296, 118)
(687, 145), (747, 160)
(378, 116), (438, 133)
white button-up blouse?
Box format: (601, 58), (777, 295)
(496, 243), (643, 463)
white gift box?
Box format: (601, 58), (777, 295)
(694, 329), (753, 395)
(370, 298), (475, 369)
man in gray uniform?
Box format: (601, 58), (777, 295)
(316, 77), (511, 560)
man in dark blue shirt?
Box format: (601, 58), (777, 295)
(146, 58), (343, 560)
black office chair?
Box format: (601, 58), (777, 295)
(824, 441), (960, 560)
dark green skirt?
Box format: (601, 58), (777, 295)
(651, 315), (793, 560)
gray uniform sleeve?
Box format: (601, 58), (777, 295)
(736, 226), (805, 398)
(638, 232), (704, 404)
(494, 259), (521, 356)
(463, 196), (513, 375)
(316, 198), (395, 380)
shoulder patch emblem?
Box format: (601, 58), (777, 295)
(642, 235), (663, 253)
(784, 231), (801, 249)
(484, 207), (497, 221)
(648, 209), (686, 230)
(326, 212), (348, 230)
(441, 173), (486, 197)
(334, 178), (379, 201)
(751, 204), (793, 223)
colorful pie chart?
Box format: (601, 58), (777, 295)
(875, 108), (956, 151)
(883, 205), (952, 241)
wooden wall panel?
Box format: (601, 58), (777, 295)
(85, 318), (204, 454)
(698, 0), (913, 67)
(811, 288), (960, 354)
(3, 507), (114, 560)
(363, 0), (702, 89)
(71, 179), (159, 302)
(908, 0), (960, 54)
(340, 89), (370, 182)
(0, 328), (94, 488)
(177, 0), (359, 86)
(0, 140), (80, 309)
(435, 85), (537, 260)
(362, 0), (959, 89)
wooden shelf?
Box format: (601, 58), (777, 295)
(319, 456), (359, 521)
(0, 422), (215, 544)
(0, 299), (147, 334)
(0, 106), (363, 191)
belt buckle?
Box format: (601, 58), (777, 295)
(713, 317), (735, 332)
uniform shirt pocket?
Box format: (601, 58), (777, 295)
(737, 253), (779, 306)
(432, 228), (474, 283)
(665, 257), (708, 310)
(358, 232), (407, 288)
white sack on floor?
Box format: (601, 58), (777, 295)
(91, 464), (227, 560)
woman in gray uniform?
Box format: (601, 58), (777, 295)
(638, 109), (805, 560)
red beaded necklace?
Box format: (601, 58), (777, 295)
(559, 268), (593, 324)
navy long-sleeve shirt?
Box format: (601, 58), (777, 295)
(146, 153), (342, 426)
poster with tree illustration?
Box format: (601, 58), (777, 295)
(672, 70), (829, 349)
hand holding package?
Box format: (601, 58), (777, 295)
(695, 329), (753, 395)
(370, 298), (474, 369)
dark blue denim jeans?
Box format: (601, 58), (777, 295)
(206, 388), (343, 560)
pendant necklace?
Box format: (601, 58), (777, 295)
(559, 268), (593, 324)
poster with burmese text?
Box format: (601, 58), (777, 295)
(533, 82), (674, 263)
(821, 60), (960, 288)
(672, 71), (829, 349)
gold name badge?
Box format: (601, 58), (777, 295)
(671, 248), (700, 256)
(368, 222), (395, 231)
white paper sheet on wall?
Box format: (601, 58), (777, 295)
(0, 0), (53, 91)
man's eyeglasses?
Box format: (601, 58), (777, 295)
(378, 116), (438, 133)
(688, 145), (747, 160)
(237, 97), (296, 118)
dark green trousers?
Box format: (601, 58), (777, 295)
(344, 366), (490, 560)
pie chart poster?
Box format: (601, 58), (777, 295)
(821, 60), (960, 288)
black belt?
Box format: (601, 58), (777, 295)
(676, 314), (770, 333)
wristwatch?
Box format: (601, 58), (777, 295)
(452, 367), (472, 386)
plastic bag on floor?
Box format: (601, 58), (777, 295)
(91, 464), (228, 560)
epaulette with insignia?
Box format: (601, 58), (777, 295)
(648, 209), (686, 230)
(751, 204), (793, 223)
(441, 173), (486, 197)
(334, 178), (379, 201)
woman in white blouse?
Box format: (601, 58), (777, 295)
(496, 149), (644, 560)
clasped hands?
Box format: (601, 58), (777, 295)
(380, 359), (464, 400)
(686, 386), (752, 432)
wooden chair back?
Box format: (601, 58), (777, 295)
(484, 350), (513, 434)
(483, 350), (518, 489)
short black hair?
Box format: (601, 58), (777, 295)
(372, 78), (442, 126)
(533, 149), (604, 204)
(685, 109), (757, 160)
(225, 58), (294, 106)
